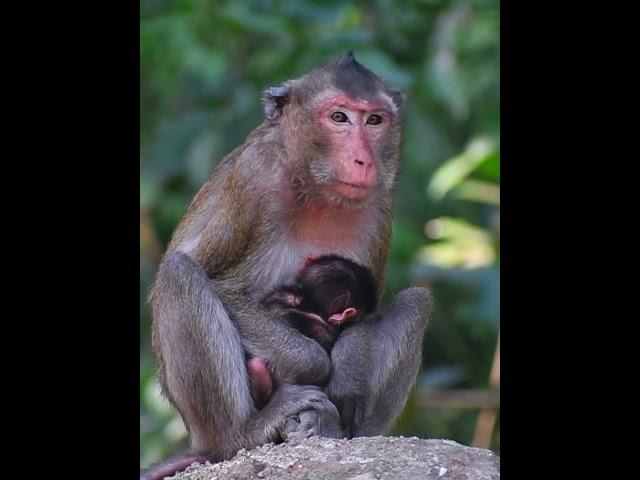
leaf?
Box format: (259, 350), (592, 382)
(426, 136), (496, 200)
(418, 217), (496, 269)
(453, 179), (500, 205)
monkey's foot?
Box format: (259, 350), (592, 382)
(280, 408), (344, 442)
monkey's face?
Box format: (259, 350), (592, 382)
(285, 91), (402, 209)
(272, 53), (404, 208)
(311, 94), (399, 203)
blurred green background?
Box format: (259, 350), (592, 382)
(140, 0), (500, 468)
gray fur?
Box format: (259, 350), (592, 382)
(151, 252), (341, 458)
(145, 54), (430, 480)
(326, 287), (432, 437)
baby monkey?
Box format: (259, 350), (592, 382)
(263, 255), (378, 350)
(248, 255), (378, 408)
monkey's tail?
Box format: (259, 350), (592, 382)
(140, 453), (212, 480)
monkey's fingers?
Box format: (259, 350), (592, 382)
(329, 307), (358, 324)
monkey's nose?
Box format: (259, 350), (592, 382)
(354, 158), (373, 167)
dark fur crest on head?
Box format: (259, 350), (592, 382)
(262, 51), (405, 123)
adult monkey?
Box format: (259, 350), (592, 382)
(143, 52), (432, 479)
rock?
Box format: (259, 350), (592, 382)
(167, 436), (499, 480)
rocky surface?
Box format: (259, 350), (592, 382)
(168, 436), (499, 480)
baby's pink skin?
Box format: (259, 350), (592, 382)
(247, 306), (358, 407)
(329, 307), (358, 324)
(247, 358), (273, 407)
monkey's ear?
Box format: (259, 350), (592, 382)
(263, 83), (292, 123)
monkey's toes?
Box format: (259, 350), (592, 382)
(280, 410), (318, 442)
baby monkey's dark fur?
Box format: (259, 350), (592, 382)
(263, 255), (377, 351)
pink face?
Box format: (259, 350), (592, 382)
(316, 95), (395, 200)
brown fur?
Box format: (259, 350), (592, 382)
(145, 53), (431, 480)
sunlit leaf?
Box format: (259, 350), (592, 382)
(424, 216), (491, 241)
(453, 179), (500, 205)
(426, 136), (496, 200)
(419, 217), (496, 268)
(417, 240), (495, 269)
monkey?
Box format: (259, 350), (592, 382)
(262, 254), (378, 351)
(245, 255), (378, 409)
(143, 51), (432, 480)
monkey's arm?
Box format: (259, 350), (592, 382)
(209, 280), (342, 442)
(152, 169), (340, 455)
(326, 287), (432, 437)
(151, 251), (340, 459)
(214, 282), (333, 387)
(168, 165), (332, 386)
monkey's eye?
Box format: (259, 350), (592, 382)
(366, 114), (383, 125)
(330, 111), (349, 123)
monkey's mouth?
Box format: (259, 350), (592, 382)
(334, 181), (372, 200)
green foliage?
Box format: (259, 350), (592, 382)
(140, 0), (500, 467)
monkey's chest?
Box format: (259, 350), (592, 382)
(240, 208), (376, 299)
(245, 234), (368, 301)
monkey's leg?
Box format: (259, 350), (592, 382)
(214, 284), (335, 388)
(215, 291), (344, 440)
(326, 287), (432, 437)
(151, 252), (341, 459)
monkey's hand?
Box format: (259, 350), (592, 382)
(285, 310), (338, 350)
(215, 282), (333, 387)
